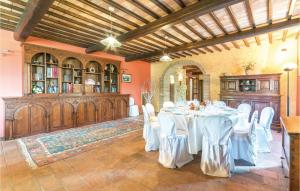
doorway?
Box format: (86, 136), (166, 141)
(184, 65), (204, 101)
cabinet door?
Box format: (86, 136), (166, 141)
(51, 103), (62, 131)
(86, 102), (96, 124)
(76, 102), (85, 127)
(13, 106), (30, 138)
(98, 100), (114, 122)
(63, 103), (74, 129)
(115, 98), (128, 119)
(30, 105), (47, 135)
(76, 101), (96, 126)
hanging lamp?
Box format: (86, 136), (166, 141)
(100, 7), (122, 48)
(160, 36), (172, 62)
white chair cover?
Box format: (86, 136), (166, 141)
(158, 112), (193, 168)
(231, 111), (258, 165)
(142, 105), (149, 140)
(259, 107), (274, 141)
(187, 116), (203, 154)
(129, 97), (135, 106)
(237, 103), (252, 121)
(129, 97), (139, 117)
(163, 101), (175, 108)
(200, 116), (234, 177)
(256, 107), (274, 153)
(142, 105), (160, 151)
(213, 101), (226, 107)
(145, 103), (156, 117)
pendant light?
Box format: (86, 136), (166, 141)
(101, 7), (122, 48)
(160, 36), (172, 62)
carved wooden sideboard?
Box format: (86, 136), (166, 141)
(281, 116), (300, 191)
(2, 94), (129, 140)
(220, 73), (281, 130)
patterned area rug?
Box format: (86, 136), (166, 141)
(18, 116), (143, 168)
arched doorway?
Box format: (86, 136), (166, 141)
(159, 60), (210, 109)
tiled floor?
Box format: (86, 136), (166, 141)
(0, 128), (288, 191)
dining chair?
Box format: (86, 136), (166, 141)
(231, 111), (258, 165)
(129, 97), (139, 117)
(200, 116), (234, 177)
(213, 100), (226, 107)
(163, 101), (175, 108)
(157, 112), (193, 168)
(142, 105), (160, 151)
(256, 107), (274, 153)
(237, 103), (252, 120)
(145, 103), (156, 117)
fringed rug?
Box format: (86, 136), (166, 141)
(18, 116), (143, 169)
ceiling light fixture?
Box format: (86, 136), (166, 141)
(160, 36), (172, 62)
(100, 7), (121, 48)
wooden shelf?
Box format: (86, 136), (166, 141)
(32, 64), (45, 67)
(32, 80), (45, 82)
(86, 72), (101, 75)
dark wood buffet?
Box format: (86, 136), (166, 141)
(220, 73), (281, 130)
(281, 116), (300, 191)
(2, 94), (129, 140)
(0, 44), (131, 140)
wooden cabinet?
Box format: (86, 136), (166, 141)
(281, 117), (300, 191)
(2, 94), (129, 140)
(220, 74), (281, 130)
(24, 44), (121, 95)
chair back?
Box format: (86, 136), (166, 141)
(237, 103), (251, 120)
(249, 111), (258, 137)
(129, 97), (135, 106)
(213, 101), (226, 107)
(142, 105), (149, 123)
(145, 103), (156, 117)
(158, 112), (176, 137)
(201, 116), (232, 145)
(259, 107), (274, 129)
(163, 101), (175, 108)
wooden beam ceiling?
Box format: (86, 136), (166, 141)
(125, 18), (300, 61)
(86, 0), (244, 53)
(14, 0), (54, 41)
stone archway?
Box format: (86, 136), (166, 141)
(159, 60), (210, 109)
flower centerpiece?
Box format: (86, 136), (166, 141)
(241, 61), (255, 75)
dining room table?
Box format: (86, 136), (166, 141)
(159, 104), (248, 154)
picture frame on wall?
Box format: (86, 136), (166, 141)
(122, 74), (132, 83)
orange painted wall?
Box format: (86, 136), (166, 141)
(120, 60), (151, 106)
(0, 29), (151, 138)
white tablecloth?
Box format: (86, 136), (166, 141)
(159, 105), (245, 154)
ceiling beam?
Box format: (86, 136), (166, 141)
(231, 42), (240, 49)
(151, 0), (173, 14)
(268, 33), (273, 44)
(287, 0), (297, 19)
(243, 39), (250, 47)
(267, 0), (272, 24)
(255, 36), (261, 46)
(221, 43), (230, 50)
(209, 12), (228, 35)
(125, 18), (300, 61)
(86, 0), (244, 53)
(226, 6), (241, 32)
(245, 0), (256, 28)
(282, 30), (288, 42)
(174, 0), (186, 8)
(14, 0), (54, 41)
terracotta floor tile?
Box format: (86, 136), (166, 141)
(0, 127), (288, 191)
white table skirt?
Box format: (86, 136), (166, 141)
(159, 106), (244, 155)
